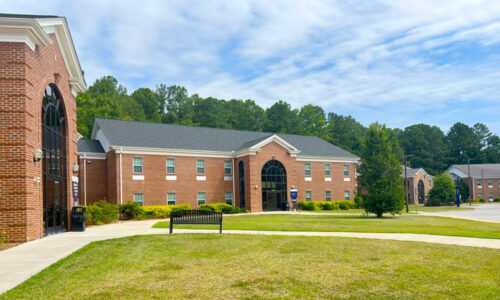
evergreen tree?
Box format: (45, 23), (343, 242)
(358, 124), (404, 217)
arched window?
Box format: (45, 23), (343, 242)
(42, 84), (67, 235)
(261, 160), (287, 211)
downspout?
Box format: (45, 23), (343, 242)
(83, 153), (87, 206)
(119, 147), (123, 205)
(232, 152), (236, 206)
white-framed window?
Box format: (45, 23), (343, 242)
(305, 191), (312, 201)
(133, 157), (143, 173)
(478, 193), (483, 199)
(477, 180), (482, 188)
(225, 192), (233, 205)
(344, 191), (350, 200)
(498, 180), (500, 187)
(305, 163), (311, 176)
(197, 192), (206, 206)
(488, 179), (493, 187)
(489, 193), (493, 201)
(344, 165), (349, 177)
(166, 159), (175, 174)
(325, 164), (330, 176)
(197, 160), (205, 175)
(224, 161), (232, 175)
(134, 193), (144, 206)
(167, 193), (176, 205)
(326, 191), (331, 201)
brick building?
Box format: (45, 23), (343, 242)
(400, 166), (433, 204)
(0, 14), (86, 242)
(78, 118), (359, 211)
(447, 164), (500, 201)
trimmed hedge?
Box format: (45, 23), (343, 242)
(140, 203), (192, 219)
(298, 200), (357, 211)
(199, 202), (248, 214)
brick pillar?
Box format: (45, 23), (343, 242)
(247, 155), (262, 212)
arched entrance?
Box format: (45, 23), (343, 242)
(417, 179), (425, 204)
(238, 161), (245, 208)
(261, 160), (287, 211)
(42, 84), (67, 235)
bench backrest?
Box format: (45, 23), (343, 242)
(170, 209), (222, 224)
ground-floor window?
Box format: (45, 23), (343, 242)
(479, 193), (483, 199)
(198, 192), (206, 206)
(134, 193), (144, 206)
(167, 193), (176, 205)
(489, 193), (493, 201)
(326, 191), (331, 201)
(305, 191), (312, 201)
(344, 191), (350, 200)
(225, 192), (232, 205)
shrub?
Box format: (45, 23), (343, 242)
(338, 201), (349, 210)
(171, 203), (192, 212)
(119, 201), (144, 219)
(299, 201), (320, 211)
(427, 173), (455, 206)
(142, 206), (172, 219)
(321, 201), (336, 210)
(424, 197), (447, 207)
(0, 230), (6, 245)
(494, 197), (500, 202)
(86, 200), (119, 225)
(479, 198), (486, 203)
(199, 203), (245, 214)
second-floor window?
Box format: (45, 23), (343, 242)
(305, 163), (311, 176)
(477, 180), (482, 188)
(325, 164), (330, 176)
(166, 159), (175, 174)
(344, 165), (349, 176)
(488, 179), (493, 187)
(133, 157), (143, 173)
(224, 161), (232, 175)
(197, 160), (205, 175)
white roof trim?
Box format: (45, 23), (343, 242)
(248, 135), (301, 155)
(295, 155), (359, 163)
(0, 17), (52, 51)
(110, 146), (234, 158)
(447, 167), (468, 179)
(0, 16), (86, 93)
(78, 152), (106, 160)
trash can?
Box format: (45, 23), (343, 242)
(71, 206), (86, 231)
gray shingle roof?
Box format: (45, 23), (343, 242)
(92, 118), (358, 159)
(77, 139), (105, 153)
(449, 164), (500, 178)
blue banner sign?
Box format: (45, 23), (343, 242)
(290, 189), (298, 204)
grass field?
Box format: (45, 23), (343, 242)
(1, 234), (499, 299)
(301, 205), (473, 214)
(153, 214), (500, 239)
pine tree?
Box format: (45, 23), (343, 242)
(359, 124), (404, 217)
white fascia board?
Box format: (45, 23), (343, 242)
(36, 17), (87, 93)
(77, 152), (106, 160)
(250, 135), (301, 154)
(0, 17), (52, 51)
(295, 155), (359, 163)
(110, 146), (234, 158)
(234, 149), (257, 158)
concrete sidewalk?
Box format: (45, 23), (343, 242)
(1, 219), (500, 294)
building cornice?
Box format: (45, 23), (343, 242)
(295, 155), (359, 163)
(77, 152), (106, 160)
(0, 16), (87, 94)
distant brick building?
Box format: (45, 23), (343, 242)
(448, 164), (500, 201)
(0, 14), (86, 242)
(78, 119), (359, 212)
(401, 166), (433, 204)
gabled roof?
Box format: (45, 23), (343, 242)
(448, 164), (500, 179)
(400, 165), (432, 179)
(77, 139), (105, 153)
(90, 118), (359, 159)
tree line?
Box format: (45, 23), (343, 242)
(77, 76), (500, 175)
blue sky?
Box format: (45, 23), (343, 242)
(3, 0), (500, 134)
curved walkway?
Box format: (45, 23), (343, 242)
(1, 219), (500, 294)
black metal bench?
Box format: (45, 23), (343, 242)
(169, 209), (223, 234)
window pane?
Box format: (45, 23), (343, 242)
(167, 193), (176, 205)
(133, 157), (143, 173)
(225, 192), (232, 205)
(325, 164), (330, 176)
(344, 191), (350, 200)
(197, 160), (205, 174)
(167, 159), (175, 174)
(305, 164), (311, 176)
(134, 193), (144, 206)
(488, 180), (492, 186)
(344, 165), (349, 176)
(326, 191), (331, 201)
(305, 191), (311, 201)
(197, 192), (206, 206)
(224, 161), (232, 175)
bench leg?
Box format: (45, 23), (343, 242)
(220, 223), (222, 234)
(170, 221), (173, 234)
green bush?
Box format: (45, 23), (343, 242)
(119, 201), (144, 219)
(199, 202), (246, 214)
(338, 201), (349, 210)
(299, 201), (320, 211)
(86, 200), (119, 225)
(171, 203), (192, 212)
(479, 198), (486, 203)
(494, 197), (500, 202)
(424, 197), (447, 207)
(142, 206), (172, 219)
(354, 195), (363, 208)
(298, 200), (356, 211)
(321, 201), (336, 210)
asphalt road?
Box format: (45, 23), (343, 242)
(432, 203), (500, 222)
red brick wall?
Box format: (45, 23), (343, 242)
(78, 158), (107, 205)
(468, 178), (500, 201)
(0, 35), (78, 242)
(85, 141), (358, 212)
(405, 172), (432, 205)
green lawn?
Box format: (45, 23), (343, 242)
(301, 205), (473, 214)
(2, 235), (499, 299)
(154, 214), (500, 239)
